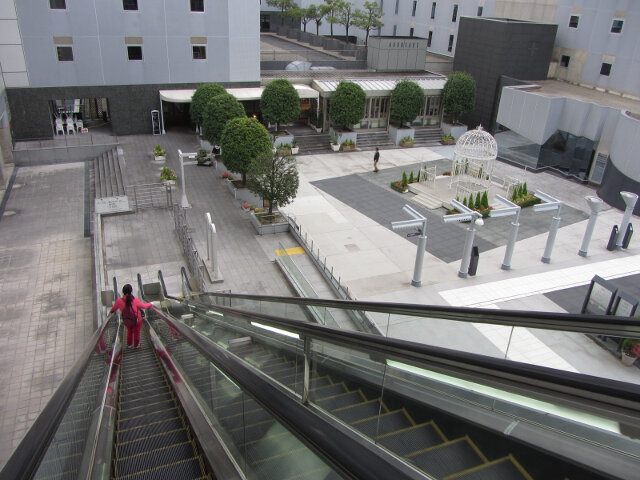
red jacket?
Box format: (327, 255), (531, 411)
(110, 297), (153, 321)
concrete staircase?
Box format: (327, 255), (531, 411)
(354, 130), (395, 151)
(93, 147), (125, 198)
(294, 133), (332, 155)
(413, 126), (444, 147)
(408, 181), (449, 210)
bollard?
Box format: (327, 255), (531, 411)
(468, 246), (480, 276)
(622, 223), (633, 249)
(606, 225), (619, 251)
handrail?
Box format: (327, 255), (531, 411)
(191, 290), (640, 337)
(149, 306), (428, 480)
(137, 273), (145, 302)
(0, 313), (117, 480)
(180, 297), (640, 421)
(159, 269), (169, 297)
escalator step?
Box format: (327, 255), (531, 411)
(219, 405), (272, 430)
(117, 428), (190, 459)
(117, 418), (184, 445)
(307, 383), (349, 402)
(331, 399), (386, 424)
(117, 456), (204, 480)
(290, 376), (333, 392)
(118, 406), (181, 431)
(36, 452), (82, 478)
(214, 397), (259, 419)
(316, 391), (366, 411)
(261, 362), (297, 377)
(377, 422), (446, 456)
(443, 455), (532, 480)
(352, 409), (414, 438)
(120, 391), (173, 411)
(119, 399), (176, 421)
(230, 419), (275, 445)
(121, 384), (171, 403)
(409, 437), (485, 479)
(116, 441), (197, 476)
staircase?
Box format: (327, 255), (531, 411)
(113, 332), (211, 480)
(354, 130), (395, 151)
(93, 148), (125, 198)
(294, 133), (332, 155)
(413, 126), (444, 147)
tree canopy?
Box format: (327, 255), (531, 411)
(247, 151), (299, 215)
(353, 1), (384, 46)
(202, 93), (246, 146)
(329, 81), (366, 129)
(190, 83), (226, 128)
(266, 0), (297, 24)
(260, 79), (301, 133)
(308, 4), (326, 35)
(334, 2), (356, 42)
(220, 117), (273, 184)
(390, 80), (425, 127)
(324, 0), (347, 37)
(442, 71), (476, 124)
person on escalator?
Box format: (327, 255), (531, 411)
(110, 284), (153, 349)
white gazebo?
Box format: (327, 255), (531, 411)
(449, 126), (498, 202)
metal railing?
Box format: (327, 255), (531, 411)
(126, 183), (172, 211)
(173, 205), (205, 292)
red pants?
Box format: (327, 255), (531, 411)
(126, 318), (142, 347)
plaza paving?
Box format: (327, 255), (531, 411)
(0, 127), (639, 469)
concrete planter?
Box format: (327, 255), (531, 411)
(442, 122), (468, 141)
(250, 211), (290, 235)
(330, 143), (340, 152)
(311, 35), (324, 47)
(272, 133), (294, 148)
(153, 155), (166, 163)
(389, 125), (415, 146)
(291, 146), (299, 154)
(330, 127), (357, 147)
(299, 31), (313, 43)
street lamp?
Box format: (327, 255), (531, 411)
(444, 200), (484, 278)
(489, 195), (521, 270)
(533, 191), (563, 264)
(392, 205), (428, 287)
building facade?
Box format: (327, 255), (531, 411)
(1, 0), (261, 139)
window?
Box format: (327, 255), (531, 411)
(192, 45), (206, 59)
(427, 31), (433, 47)
(409, 27), (414, 37)
(56, 46), (73, 61)
(431, 2), (436, 19)
(127, 46), (143, 60)
(412, 1), (417, 16)
(477, 6), (483, 16)
(600, 62), (612, 76)
(448, 34), (454, 52)
(394, 0), (399, 14)
(191, 0), (204, 12)
(568, 15), (579, 28)
(123, 0), (138, 10)
(392, 25), (397, 36)
(611, 19), (624, 33)
(560, 55), (570, 67)
(452, 4), (458, 22)
(49, 0), (66, 9)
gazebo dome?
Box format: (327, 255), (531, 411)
(454, 126), (497, 161)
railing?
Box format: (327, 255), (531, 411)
(12, 139), (120, 166)
(126, 183), (172, 211)
(173, 205), (205, 292)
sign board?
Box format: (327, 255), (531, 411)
(581, 275), (617, 315)
(81, 127), (89, 134)
(95, 196), (131, 214)
(151, 110), (161, 135)
(612, 290), (639, 317)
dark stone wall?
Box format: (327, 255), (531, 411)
(453, 17), (557, 131)
(598, 160), (640, 216)
(7, 81), (259, 141)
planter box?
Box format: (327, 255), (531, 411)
(291, 146), (299, 154)
(341, 144), (356, 151)
(272, 133), (294, 148)
(330, 143), (341, 152)
(311, 35), (324, 47)
(389, 125), (415, 146)
(330, 127), (357, 147)
(250, 211), (290, 235)
(442, 122), (468, 141)
(153, 155), (166, 162)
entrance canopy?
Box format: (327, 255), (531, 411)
(159, 84), (319, 103)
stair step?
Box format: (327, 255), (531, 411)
(351, 409), (414, 438)
(117, 428), (189, 459)
(116, 453), (204, 480)
(331, 399), (386, 423)
(444, 455), (532, 480)
(117, 417), (185, 445)
(409, 436), (486, 479)
(118, 406), (181, 431)
(119, 398), (176, 421)
(377, 422), (446, 456)
(316, 390), (366, 411)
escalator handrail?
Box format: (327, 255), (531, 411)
(188, 290), (640, 337)
(179, 266), (193, 294)
(0, 312), (118, 480)
(150, 306), (428, 480)
(179, 297), (640, 415)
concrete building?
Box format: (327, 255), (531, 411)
(0, 0), (260, 140)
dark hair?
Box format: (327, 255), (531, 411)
(122, 284), (134, 306)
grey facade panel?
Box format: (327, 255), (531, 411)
(598, 160), (640, 216)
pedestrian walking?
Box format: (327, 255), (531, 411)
(110, 284), (153, 349)
(373, 147), (380, 172)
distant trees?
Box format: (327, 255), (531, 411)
(324, 0), (347, 38)
(353, 1), (384, 46)
(220, 117), (273, 185)
(442, 72), (477, 124)
(390, 80), (425, 127)
(202, 93), (246, 146)
(190, 83), (226, 131)
(266, 0), (297, 25)
(329, 81), (366, 129)
(260, 79), (301, 133)
(333, 1), (356, 42)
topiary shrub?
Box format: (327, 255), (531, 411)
(260, 79), (301, 133)
(329, 81), (366, 130)
(402, 172), (408, 187)
(442, 71), (476, 124)
(191, 83), (226, 129)
(390, 80), (425, 127)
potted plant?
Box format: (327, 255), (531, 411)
(291, 140), (299, 155)
(441, 134), (455, 145)
(399, 136), (415, 148)
(341, 139), (356, 151)
(160, 166), (177, 185)
(196, 149), (212, 166)
(621, 339), (640, 366)
(330, 131), (341, 152)
(442, 71), (476, 140)
(153, 145), (166, 162)
(277, 143), (292, 156)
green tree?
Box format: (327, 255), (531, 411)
(248, 151), (300, 215)
(289, 7), (313, 32)
(475, 192), (482, 210)
(308, 4), (327, 36)
(442, 71), (476, 124)
(462, 197), (468, 207)
(324, 0), (347, 38)
(402, 172), (408, 187)
(266, 0), (297, 25)
(481, 191), (489, 208)
(334, 1), (356, 43)
(523, 182), (528, 196)
(190, 83), (226, 129)
(329, 80), (366, 129)
(409, 171), (414, 183)
(352, 1), (384, 46)
(260, 79), (301, 133)
(390, 80), (425, 127)
(202, 93), (246, 146)
(220, 117), (272, 185)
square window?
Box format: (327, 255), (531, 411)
(611, 19), (624, 33)
(192, 45), (206, 59)
(600, 62), (612, 76)
(448, 34), (454, 52)
(49, 0), (66, 9)
(477, 6), (483, 16)
(431, 2), (436, 20)
(56, 46), (73, 61)
(452, 4), (458, 22)
(128, 46), (143, 60)
(191, 0), (204, 12)
(427, 31), (433, 47)
(568, 15), (579, 28)
(123, 0), (138, 10)
(560, 55), (570, 67)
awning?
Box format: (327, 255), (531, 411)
(311, 77), (447, 97)
(159, 84), (319, 103)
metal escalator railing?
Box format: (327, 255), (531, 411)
(162, 295), (640, 480)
